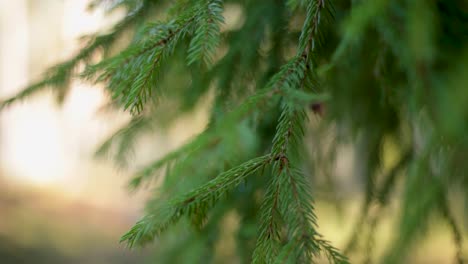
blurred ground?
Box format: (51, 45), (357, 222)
(0, 180), (462, 264)
(0, 180), (153, 264)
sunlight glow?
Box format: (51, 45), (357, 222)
(0, 0), (109, 186)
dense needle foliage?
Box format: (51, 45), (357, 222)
(2, 0), (468, 263)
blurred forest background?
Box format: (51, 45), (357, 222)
(0, 0), (466, 263)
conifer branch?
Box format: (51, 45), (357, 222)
(439, 191), (464, 264)
(187, 0), (224, 65)
(128, 131), (218, 189)
(95, 115), (154, 166)
(344, 150), (412, 255)
(0, 2), (147, 109)
(84, 0), (225, 114)
(83, 0), (224, 114)
(253, 176), (282, 263)
(298, 0), (327, 57)
(329, 0), (388, 65)
(126, 85), (281, 190)
(122, 155), (271, 247)
(254, 1), (348, 262)
(383, 154), (444, 263)
(127, 85), (279, 189)
(83, 15), (196, 114)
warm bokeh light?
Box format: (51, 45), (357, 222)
(0, 0), (109, 187)
(0, 2), (153, 262)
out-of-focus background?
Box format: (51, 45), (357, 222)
(0, 1), (464, 264)
(0, 0), (208, 263)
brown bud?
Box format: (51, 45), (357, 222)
(310, 102), (325, 116)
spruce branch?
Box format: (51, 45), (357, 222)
(344, 150), (412, 255)
(128, 131), (219, 189)
(253, 174), (283, 264)
(439, 190), (464, 264)
(127, 86), (279, 190)
(88, 0), (146, 13)
(121, 155), (271, 247)
(95, 115), (155, 166)
(0, 65), (71, 109)
(298, 0), (328, 57)
(127, 85), (280, 190)
(329, 0), (388, 66)
(258, 105), (348, 263)
(0, 2), (147, 109)
(280, 89), (330, 107)
(83, 0), (224, 114)
(383, 154), (444, 264)
(187, 0), (224, 65)
(254, 1), (348, 262)
(83, 14), (196, 114)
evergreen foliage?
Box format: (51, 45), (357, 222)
(2, 0), (468, 263)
